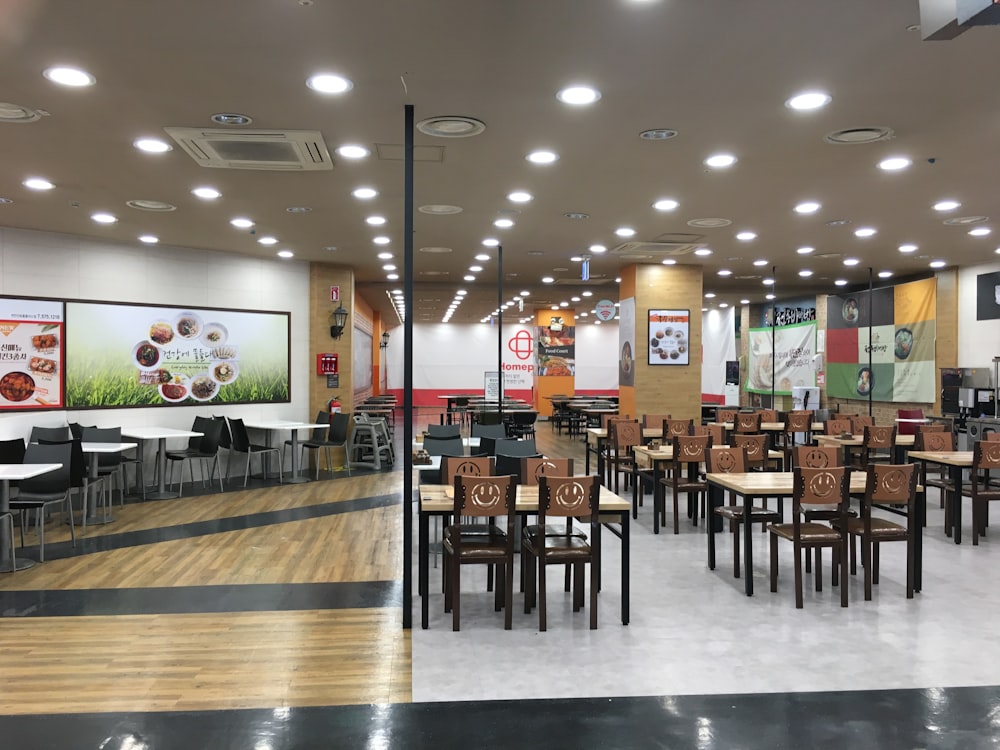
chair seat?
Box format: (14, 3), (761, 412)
(444, 526), (506, 543)
(166, 449), (214, 460)
(443, 537), (509, 559)
(523, 535), (592, 557)
(715, 505), (780, 521)
(663, 479), (707, 492)
(843, 517), (906, 539)
(768, 522), (842, 542)
(10, 491), (66, 506)
(523, 523), (587, 540)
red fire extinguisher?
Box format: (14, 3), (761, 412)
(328, 395), (341, 414)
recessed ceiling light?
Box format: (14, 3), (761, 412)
(377, 252), (393, 260)
(898, 243), (918, 253)
(570, 256), (583, 263)
(560, 302), (569, 308)
(639, 128), (678, 140)
(798, 269), (814, 277)
(383, 264), (397, 271)
(653, 199), (679, 211)
(717, 269), (732, 276)
(765, 294), (776, 300)
(753, 259), (769, 266)
(694, 248), (713, 256)
(719, 303), (730, 309)
(138, 234), (158, 244)
(482, 238), (500, 247)
(785, 91), (832, 111)
(508, 191), (533, 203)
(943, 215), (988, 226)
(474, 254), (490, 262)
(494, 218), (515, 228)
(43, 66), (95, 87)
(615, 227), (636, 238)
(843, 257), (860, 266)
(854, 227), (877, 237)
(324, 246), (338, 252)
(306, 73), (353, 94)
(835, 279), (848, 286)
(582, 290), (593, 297)
(736, 231), (757, 241)
(526, 150), (558, 164)
(91, 212), (117, 224)
(687, 217), (732, 228)
(615, 277), (622, 283)
(23, 177), (54, 190)
(704, 292), (716, 299)
(762, 278), (775, 286)
(469, 265), (483, 272)
(336, 144), (369, 159)
(542, 276), (555, 284)
(278, 250), (295, 259)
(969, 227), (992, 237)
(457, 290), (468, 296)
(192, 186), (221, 200)
(0, 102), (42, 123)
(520, 290), (530, 296)
(230, 217), (254, 229)
(795, 201), (821, 214)
(933, 200), (961, 212)
(366, 215), (387, 226)
(571, 296), (581, 302)
(740, 299), (750, 304)
(878, 270), (893, 278)
(662, 258), (677, 265)
(930, 260), (946, 268)
(557, 85), (601, 105)
(387, 273), (399, 280)
(352, 187), (378, 199)
(463, 274), (475, 282)
(878, 156), (911, 171)
(704, 153), (737, 168)
(589, 244), (607, 254)
(372, 236), (391, 246)
(826, 218), (852, 226)
(797, 246), (815, 255)
(133, 138), (172, 153)
(258, 236), (278, 245)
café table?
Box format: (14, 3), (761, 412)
(711, 421), (824, 437)
(417, 482), (630, 629)
(80, 441), (138, 524)
(705, 471), (924, 596)
(121, 427), (203, 500)
(585, 427), (662, 476)
(814, 433), (915, 466)
(243, 420), (329, 484)
(908, 449), (972, 545)
(0, 463), (62, 571)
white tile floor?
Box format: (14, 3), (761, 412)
(412, 490), (1000, 702)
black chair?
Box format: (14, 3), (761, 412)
(228, 417), (283, 487)
(166, 417), (224, 494)
(291, 412), (352, 479)
(471, 423), (506, 440)
(427, 424), (461, 439)
(494, 438), (538, 458)
(495, 452), (536, 483)
(509, 411), (537, 439)
(10, 442), (74, 561)
(81, 426), (125, 510)
(476, 436), (498, 457)
(476, 411), (503, 426)
(29, 426), (71, 444)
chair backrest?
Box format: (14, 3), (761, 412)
(915, 429), (954, 452)
(662, 418), (693, 438)
(986, 432), (1000, 442)
(784, 411), (813, 433)
(974, 439), (1000, 473)
(690, 425), (709, 437)
(672, 434), (712, 466)
(716, 409), (738, 425)
(521, 457), (573, 486)
(642, 414), (672, 429)
(227, 417), (252, 452)
(493, 438), (538, 457)
(427, 424), (461, 439)
(19, 442), (72, 495)
(477, 411), (503, 426)
(423, 435), (465, 457)
(440, 456), (494, 482)
(732, 433), (767, 464)
(81, 426), (123, 469)
(757, 409), (779, 423)
(328, 412), (352, 444)
(512, 411), (537, 426)
(68, 422), (86, 440)
(794, 466), (849, 509)
(471, 423), (507, 439)
(793, 445), (840, 469)
(197, 418), (224, 454)
(866, 463), (917, 506)
(213, 416), (232, 449)
(705, 423), (725, 445)
(916, 423), (947, 433)
(0, 437), (26, 465)
(825, 418), (853, 436)
(610, 420), (642, 453)
(537, 475), (599, 525)
(864, 425), (896, 449)
(33, 438), (88, 488)
(602, 414), (631, 430)
(30, 425), (70, 444)
(452, 474), (516, 521)
(494, 453), (529, 482)
(190, 416), (213, 450)
(735, 412), (762, 434)
(706, 446), (747, 474)
(896, 408), (924, 435)
(851, 414), (874, 432)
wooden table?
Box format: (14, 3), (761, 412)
(244, 420), (329, 483)
(121, 427), (203, 500)
(815, 433), (915, 465)
(585, 427), (662, 476)
(80, 441), (138, 524)
(417, 483), (630, 629)
(705, 471), (924, 597)
(908, 450), (972, 545)
(0, 463), (62, 571)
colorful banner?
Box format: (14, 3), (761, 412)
(536, 319), (575, 377)
(0, 297), (65, 409)
(825, 278), (936, 403)
(65, 302), (290, 407)
(746, 320), (817, 395)
(618, 297), (635, 386)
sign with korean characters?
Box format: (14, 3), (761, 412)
(0, 297), (64, 409)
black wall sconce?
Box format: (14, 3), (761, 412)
(329, 304), (349, 339)
(379, 331), (390, 350)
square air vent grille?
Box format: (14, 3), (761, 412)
(163, 127), (333, 171)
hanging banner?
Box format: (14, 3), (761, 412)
(746, 320), (817, 395)
(536, 316), (575, 376)
(825, 278), (936, 403)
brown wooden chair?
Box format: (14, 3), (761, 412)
(768, 466), (850, 608)
(851, 414), (874, 433)
(440, 456), (494, 480)
(662, 418), (694, 439)
(521, 457), (583, 593)
(691, 425), (709, 437)
(778, 411), (814, 468)
(987, 433), (1000, 442)
(661, 434), (712, 533)
(917, 423), (947, 433)
(757, 409), (779, 424)
(642, 414), (672, 430)
(825, 418), (853, 436)
(708, 446), (780, 578)
(733, 432), (780, 524)
(735, 412), (762, 434)
(443, 474), (517, 630)
(792, 445), (840, 470)
(862, 425), (897, 467)
(971, 440), (1000, 545)
(842, 463), (919, 599)
(605, 420), (642, 493)
(716, 409), (738, 426)
(705, 423), (726, 445)
(913, 429), (955, 511)
(522, 475), (601, 630)
(602, 413), (631, 430)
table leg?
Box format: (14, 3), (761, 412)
(0, 480), (35, 571)
(419, 506), (430, 629)
(620, 509), (629, 626)
(707, 484), (721, 570)
(951, 463), (963, 544)
(915, 486), (924, 592)
(585, 436), (592, 475)
(84, 452), (114, 525)
(146, 437), (179, 500)
(652, 463), (662, 534)
(286, 430), (310, 484)
(743, 492), (754, 596)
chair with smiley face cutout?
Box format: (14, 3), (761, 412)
(970, 440), (1000, 546)
(768, 466), (851, 608)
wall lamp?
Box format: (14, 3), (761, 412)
(329, 304), (349, 339)
(380, 331), (390, 350)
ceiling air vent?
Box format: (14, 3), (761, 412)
(163, 127), (332, 171)
(609, 241), (705, 260)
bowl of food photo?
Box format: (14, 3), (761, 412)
(173, 311), (203, 340)
(158, 375), (190, 403)
(894, 327), (914, 360)
(132, 341), (161, 371)
(200, 322), (228, 347)
(188, 372), (219, 401)
(210, 360), (239, 385)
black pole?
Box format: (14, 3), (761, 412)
(771, 266), (776, 410)
(498, 244), (504, 421)
(402, 104), (414, 629)
(868, 267), (873, 417)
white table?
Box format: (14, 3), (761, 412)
(244, 420), (329, 484)
(0, 463), (62, 571)
(411, 437), (481, 453)
(80, 441), (137, 524)
(122, 427), (203, 500)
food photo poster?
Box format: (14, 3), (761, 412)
(648, 309), (690, 365)
(0, 297), (64, 409)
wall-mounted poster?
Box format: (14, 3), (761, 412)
(65, 301), (290, 408)
(648, 309), (690, 365)
(976, 271), (1000, 320)
(746, 320), (817, 395)
(618, 297), (635, 386)
(0, 297), (64, 409)
(537, 314), (575, 376)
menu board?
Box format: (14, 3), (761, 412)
(648, 309), (689, 365)
(65, 301), (290, 408)
(0, 298), (64, 409)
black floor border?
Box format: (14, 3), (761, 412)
(0, 580), (402, 618)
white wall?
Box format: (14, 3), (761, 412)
(0, 227), (310, 445)
(702, 307), (736, 395)
(958, 261), (1000, 368)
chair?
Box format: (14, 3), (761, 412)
(862, 425), (897, 467)
(419, 435), (466, 484)
(971, 440), (1000, 546)
(522, 457), (574, 486)
(290, 412), (350, 479)
(896, 408), (924, 436)
(851, 414), (874, 433)
(442, 474), (517, 630)
(80, 426), (126, 509)
(522, 475), (601, 630)
(768, 466), (850, 608)
(476, 410), (503, 427)
(662, 418), (694, 439)
(440, 456), (494, 480)
(792, 445), (840, 470)
(642, 414), (672, 430)
(427, 424), (461, 439)
(605, 420), (642, 493)
(778, 411), (814, 468)
(825, 418), (853, 436)
(9, 442), (75, 562)
(349, 414), (394, 470)
(842, 463), (918, 599)
(471, 423), (506, 440)
(705, 423), (725, 445)
(495, 452), (534, 482)
(914, 428), (955, 511)
(757, 409), (779, 423)
(228, 417), (283, 486)
(716, 409), (738, 426)
(0, 507), (13, 573)
(735, 412), (762, 434)
(708, 446), (780, 578)
(662, 434), (712, 533)
(165, 416), (224, 494)
(448, 395), (471, 427)
(29, 426), (71, 444)
(509, 411), (537, 440)
(493, 438), (538, 458)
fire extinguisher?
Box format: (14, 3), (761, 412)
(328, 395), (341, 414)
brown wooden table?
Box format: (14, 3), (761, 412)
(815, 433), (915, 466)
(908, 450), (972, 545)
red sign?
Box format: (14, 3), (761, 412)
(330, 286), (340, 302)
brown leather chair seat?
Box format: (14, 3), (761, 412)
(769, 522), (843, 543)
(844, 517), (906, 540)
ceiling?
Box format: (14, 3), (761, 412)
(1, 0), (998, 325)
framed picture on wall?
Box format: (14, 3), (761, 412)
(648, 309), (690, 365)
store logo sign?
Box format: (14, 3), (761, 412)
(508, 329), (534, 360)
